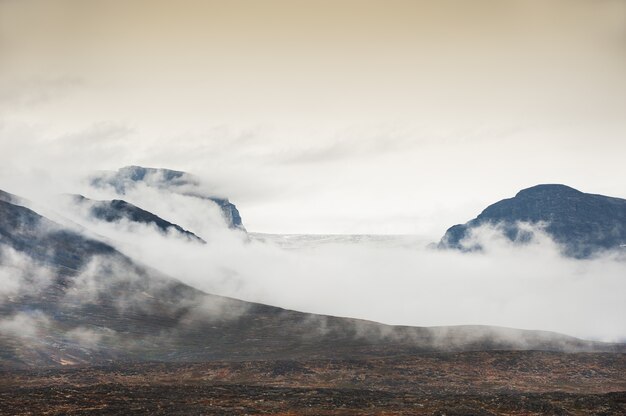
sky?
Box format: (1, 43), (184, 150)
(1, 0), (625, 235)
(0, 1), (625, 341)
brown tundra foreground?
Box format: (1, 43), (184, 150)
(1, 351), (625, 415)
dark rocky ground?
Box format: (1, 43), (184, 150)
(2, 351), (624, 415)
(3, 384), (625, 415)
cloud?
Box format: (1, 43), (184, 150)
(0, 0), (624, 238)
(0, 311), (50, 340)
(43, 186), (626, 343)
(64, 326), (116, 349)
(0, 247), (54, 302)
(0, 77), (84, 109)
(1, 160), (625, 343)
(0, 0), (623, 357)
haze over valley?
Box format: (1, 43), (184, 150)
(1, 1), (625, 414)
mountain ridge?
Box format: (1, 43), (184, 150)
(439, 184), (626, 257)
(68, 194), (205, 243)
(90, 166), (244, 230)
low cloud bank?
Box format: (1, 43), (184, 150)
(0, 247), (53, 300)
(45, 183), (626, 343)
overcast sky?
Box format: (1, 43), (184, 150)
(1, 0), (625, 235)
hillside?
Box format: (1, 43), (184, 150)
(439, 184), (626, 258)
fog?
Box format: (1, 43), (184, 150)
(0, 247), (53, 299)
(0, 167), (624, 346)
(2, 0), (625, 235)
(25, 176), (621, 343)
(1, 0), (624, 361)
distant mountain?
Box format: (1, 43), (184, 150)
(439, 184), (626, 258)
(90, 166), (244, 230)
(68, 195), (205, 243)
(1, 189), (622, 369)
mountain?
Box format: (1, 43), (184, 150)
(439, 184), (626, 258)
(1, 190), (623, 369)
(68, 195), (205, 243)
(0, 190), (20, 205)
(90, 166), (244, 230)
(0, 198), (115, 272)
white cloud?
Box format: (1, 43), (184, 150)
(0, 247), (53, 302)
(0, 311), (50, 340)
(46, 190), (626, 342)
(0, 0), (624, 343)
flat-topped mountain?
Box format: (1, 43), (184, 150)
(90, 166), (244, 230)
(439, 184), (626, 258)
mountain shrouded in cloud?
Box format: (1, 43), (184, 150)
(68, 194), (205, 243)
(1, 171), (625, 345)
(1, 1), (625, 413)
(0, 191), (115, 272)
(89, 166), (244, 231)
(439, 184), (626, 258)
(5, 186), (623, 369)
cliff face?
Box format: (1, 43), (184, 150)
(90, 166), (244, 230)
(439, 184), (626, 258)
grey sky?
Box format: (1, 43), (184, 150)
(0, 0), (624, 235)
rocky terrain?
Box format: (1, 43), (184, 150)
(439, 184), (626, 258)
(1, 351), (624, 415)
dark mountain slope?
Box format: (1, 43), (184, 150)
(0, 190), (20, 204)
(69, 195), (205, 243)
(90, 166), (244, 230)
(439, 184), (626, 257)
(0, 199), (115, 272)
(0, 193), (623, 369)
